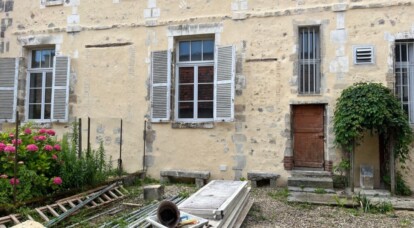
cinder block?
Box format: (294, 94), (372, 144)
(144, 184), (164, 201)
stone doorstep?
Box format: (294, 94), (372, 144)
(160, 170), (210, 179)
(287, 176), (334, 189)
(291, 170), (332, 178)
(288, 186), (336, 194)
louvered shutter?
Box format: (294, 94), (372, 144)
(151, 50), (171, 122)
(0, 58), (18, 122)
(214, 45), (235, 122)
(51, 56), (70, 122)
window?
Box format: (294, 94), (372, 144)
(395, 41), (414, 123)
(28, 49), (55, 120)
(353, 45), (375, 65)
(150, 40), (235, 123)
(298, 27), (321, 94)
(176, 40), (215, 120)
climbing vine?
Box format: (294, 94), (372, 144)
(333, 82), (413, 164)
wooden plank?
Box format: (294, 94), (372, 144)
(47, 205), (60, 217)
(35, 208), (50, 222)
(9, 215), (20, 224)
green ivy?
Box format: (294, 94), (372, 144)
(334, 82), (413, 164)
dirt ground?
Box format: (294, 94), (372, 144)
(57, 183), (414, 228)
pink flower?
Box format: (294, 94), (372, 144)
(4, 145), (16, 153)
(26, 144), (39, 152)
(0, 174), (8, 179)
(52, 154), (58, 160)
(35, 135), (46, 141)
(52, 177), (62, 185)
(9, 134), (14, 138)
(54, 144), (61, 151)
(44, 145), (53, 151)
(0, 143), (5, 152)
(38, 129), (47, 134)
(46, 130), (56, 136)
(12, 139), (22, 145)
(24, 128), (32, 134)
(9, 178), (20, 185)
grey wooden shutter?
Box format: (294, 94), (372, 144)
(51, 56), (70, 122)
(0, 58), (18, 122)
(214, 45), (235, 122)
(151, 50), (171, 122)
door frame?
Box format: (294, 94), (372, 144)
(290, 103), (327, 170)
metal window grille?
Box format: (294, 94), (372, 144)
(298, 27), (321, 94)
(395, 41), (414, 123)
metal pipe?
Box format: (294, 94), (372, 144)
(143, 120), (147, 172)
(87, 117), (91, 155)
(13, 111), (18, 205)
(118, 119), (123, 176)
(78, 118), (82, 158)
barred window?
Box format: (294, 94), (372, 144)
(298, 27), (321, 94)
(395, 41), (414, 123)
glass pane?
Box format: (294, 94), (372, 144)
(179, 85), (194, 101)
(31, 50), (41, 68)
(191, 41), (202, 61)
(45, 89), (52, 103)
(203, 40), (214, 60)
(44, 104), (51, 119)
(198, 66), (214, 83)
(179, 102), (194, 118)
(46, 72), (53, 87)
(403, 86), (408, 102)
(29, 89), (42, 103)
(29, 105), (41, 119)
(42, 50), (51, 68)
(179, 41), (190, 61)
(198, 84), (214, 100)
(198, 102), (213, 118)
(179, 67), (194, 83)
(30, 73), (43, 88)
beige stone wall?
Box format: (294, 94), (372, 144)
(1, 0), (414, 190)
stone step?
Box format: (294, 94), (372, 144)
(287, 176), (333, 189)
(291, 170), (332, 178)
(288, 186), (336, 194)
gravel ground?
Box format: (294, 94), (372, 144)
(60, 184), (414, 227)
(242, 187), (414, 228)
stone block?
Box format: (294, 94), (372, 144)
(144, 184), (164, 201)
(247, 171), (280, 188)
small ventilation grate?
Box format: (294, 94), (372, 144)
(354, 46), (375, 64)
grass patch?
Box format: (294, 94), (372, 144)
(267, 188), (289, 202)
(314, 188), (327, 194)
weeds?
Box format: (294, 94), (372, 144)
(268, 188), (289, 202)
(314, 188), (327, 194)
(353, 193), (394, 214)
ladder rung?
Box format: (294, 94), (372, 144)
(27, 215), (35, 221)
(108, 190), (118, 198)
(114, 188), (124, 196)
(35, 208), (50, 222)
(68, 200), (76, 208)
(57, 203), (68, 212)
(102, 193), (111, 201)
(9, 215), (20, 224)
(47, 205), (60, 217)
(97, 197), (105, 203)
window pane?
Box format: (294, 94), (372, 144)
(198, 84), (214, 100)
(198, 102), (213, 118)
(203, 40), (214, 60)
(31, 50), (41, 68)
(45, 89), (52, 103)
(191, 41), (202, 61)
(30, 73), (43, 88)
(29, 89), (42, 103)
(46, 72), (53, 87)
(179, 102), (194, 118)
(179, 85), (194, 101)
(44, 104), (51, 119)
(179, 67), (194, 83)
(198, 66), (214, 83)
(42, 50), (51, 68)
(179, 41), (190, 61)
(29, 105), (41, 119)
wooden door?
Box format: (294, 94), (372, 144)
(293, 105), (325, 168)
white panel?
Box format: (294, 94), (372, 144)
(151, 50), (171, 122)
(51, 56), (70, 122)
(0, 58), (18, 122)
(214, 45), (235, 122)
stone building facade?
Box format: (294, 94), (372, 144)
(0, 0), (414, 190)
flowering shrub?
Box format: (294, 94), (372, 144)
(0, 126), (63, 203)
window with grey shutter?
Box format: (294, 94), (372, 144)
(151, 50), (171, 122)
(214, 45), (235, 122)
(51, 56), (70, 122)
(0, 58), (18, 122)
(353, 46), (375, 64)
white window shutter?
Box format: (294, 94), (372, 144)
(0, 58), (18, 123)
(51, 56), (70, 122)
(214, 45), (235, 122)
(151, 50), (171, 122)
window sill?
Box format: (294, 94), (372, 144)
(171, 122), (214, 129)
(45, 0), (64, 6)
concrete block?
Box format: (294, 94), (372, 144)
(144, 184), (164, 201)
(195, 178), (205, 188)
(247, 171), (280, 188)
(332, 3), (348, 12)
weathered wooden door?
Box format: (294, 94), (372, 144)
(293, 105), (324, 168)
